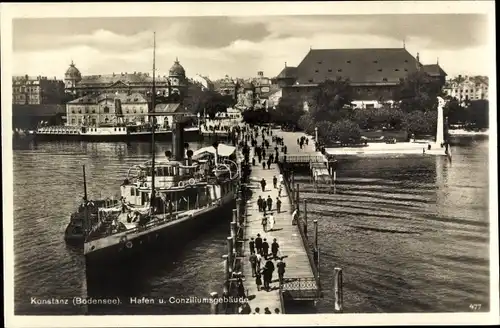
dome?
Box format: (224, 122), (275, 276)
(65, 61), (81, 79)
(169, 58), (185, 76)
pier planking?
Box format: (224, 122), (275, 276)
(240, 129), (318, 314)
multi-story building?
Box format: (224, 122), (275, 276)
(213, 75), (239, 99)
(64, 58), (188, 100)
(191, 74), (214, 91)
(12, 75), (65, 105)
(443, 75), (489, 105)
(276, 47), (447, 109)
(66, 93), (149, 126)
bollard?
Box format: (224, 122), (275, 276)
(230, 222), (237, 240)
(303, 199), (308, 237)
(209, 291), (219, 314)
(333, 268), (343, 313)
(227, 237), (234, 273)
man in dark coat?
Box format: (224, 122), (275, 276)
(266, 195), (273, 211)
(277, 258), (286, 285)
(255, 234), (263, 254)
(264, 259), (275, 290)
(257, 196), (263, 212)
(271, 238), (279, 259)
(249, 252), (258, 277)
(273, 175), (278, 189)
(262, 161), (266, 170)
(276, 197), (282, 213)
(260, 178), (266, 192)
(262, 238), (269, 258)
(249, 237), (255, 254)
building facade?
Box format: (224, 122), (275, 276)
(213, 75), (239, 99)
(12, 75), (65, 105)
(276, 48), (447, 110)
(443, 75), (489, 105)
(66, 93), (149, 126)
(64, 59), (188, 100)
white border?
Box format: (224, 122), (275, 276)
(2, 1), (498, 327)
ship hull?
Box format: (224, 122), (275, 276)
(85, 198), (235, 283)
(33, 128), (201, 143)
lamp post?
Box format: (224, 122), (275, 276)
(315, 126), (318, 142)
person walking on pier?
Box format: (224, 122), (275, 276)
(255, 234), (263, 254)
(252, 157), (256, 166)
(268, 213), (275, 231)
(257, 196), (264, 212)
(273, 175), (278, 189)
(249, 252), (258, 277)
(255, 271), (263, 291)
(267, 159), (271, 170)
(256, 252), (262, 273)
(292, 208), (299, 225)
(262, 161), (266, 170)
(260, 178), (266, 192)
(266, 195), (273, 211)
(271, 238), (279, 259)
(261, 215), (268, 232)
(277, 258), (286, 285)
(262, 238), (269, 258)
(276, 197), (282, 213)
(283, 145), (287, 155)
(264, 259), (275, 291)
(249, 237), (255, 254)
(278, 185), (283, 197)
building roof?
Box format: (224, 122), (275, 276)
(12, 104), (66, 117)
(422, 64), (447, 77)
(169, 58), (186, 76)
(289, 48), (420, 85)
(68, 92), (148, 104)
(65, 61), (81, 78)
(276, 66), (298, 79)
(77, 73), (169, 86)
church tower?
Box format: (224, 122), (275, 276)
(64, 60), (82, 95)
(168, 57), (187, 103)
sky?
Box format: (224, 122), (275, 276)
(12, 14), (491, 80)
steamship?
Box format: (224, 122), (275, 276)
(83, 33), (240, 276)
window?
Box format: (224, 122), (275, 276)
(395, 69), (399, 71)
(103, 106), (110, 113)
(328, 69), (332, 72)
(373, 60), (378, 63)
(308, 79), (313, 83)
(337, 69), (342, 72)
(347, 60), (351, 64)
(382, 78), (388, 82)
(317, 61), (322, 64)
(315, 70), (319, 73)
(378, 69), (383, 72)
(404, 60), (409, 63)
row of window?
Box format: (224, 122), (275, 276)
(70, 107), (146, 114)
(316, 60), (410, 65)
(448, 88), (488, 93)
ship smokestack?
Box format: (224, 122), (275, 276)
(171, 120), (185, 162)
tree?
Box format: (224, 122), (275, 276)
(323, 119), (362, 145)
(393, 71), (443, 113)
(466, 100), (489, 129)
(307, 78), (353, 123)
(242, 108), (270, 125)
(405, 110), (437, 136)
(184, 89), (235, 119)
(297, 113), (315, 135)
(269, 95), (305, 128)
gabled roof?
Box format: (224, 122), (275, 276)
(78, 73), (169, 86)
(276, 66), (298, 79)
(293, 48), (419, 85)
(422, 64), (447, 77)
(68, 92), (148, 104)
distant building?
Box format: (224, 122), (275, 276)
(12, 104), (66, 129)
(443, 75), (489, 105)
(191, 74), (214, 91)
(213, 75), (238, 99)
(276, 48), (447, 109)
(65, 93), (149, 126)
(12, 75), (65, 105)
(64, 58), (188, 100)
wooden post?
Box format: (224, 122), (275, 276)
(303, 199), (308, 238)
(227, 236), (234, 273)
(230, 222), (237, 240)
(232, 209), (237, 224)
(334, 268), (343, 313)
(296, 183), (300, 205)
(209, 291), (219, 314)
(222, 254), (229, 282)
(236, 198), (241, 219)
(314, 220), (318, 253)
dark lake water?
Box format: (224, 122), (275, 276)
(12, 136), (490, 314)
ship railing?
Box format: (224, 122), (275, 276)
(86, 195), (228, 241)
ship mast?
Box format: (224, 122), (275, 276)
(150, 32), (156, 211)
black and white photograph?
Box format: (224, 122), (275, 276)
(2, 1), (498, 327)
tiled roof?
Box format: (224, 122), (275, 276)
(292, 48), (420, 85)
(68, 92), (148, 104)
(77, 73), (169, 86)
(276, 67), (298, 79)
(422, 64), (447, 77)
(12, 104), (66, 116)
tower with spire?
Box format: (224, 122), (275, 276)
(64, 60), (82, 94)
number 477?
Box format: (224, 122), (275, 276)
(469, 304), (482, 310)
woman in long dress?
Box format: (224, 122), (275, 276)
(268, 213), (275, 231)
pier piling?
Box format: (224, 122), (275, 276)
(334, 268), (343, 313)
(303, 199), (308, 237)
(210, 292), (219, 314)
(227, 237), (234, 274)
(230, 222), (237, 240)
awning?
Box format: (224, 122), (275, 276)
(192, 143), (236, 159)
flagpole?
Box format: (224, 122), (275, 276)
(150, 32), (157, 212)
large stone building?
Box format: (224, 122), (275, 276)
(12, 75), (65, 105)
(213, 75), (239, 99)
(276, 47), (447, 109)
(443, 75), (489, 105)
(66, 93), (149, 126)
(64, 58), (188, 100)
